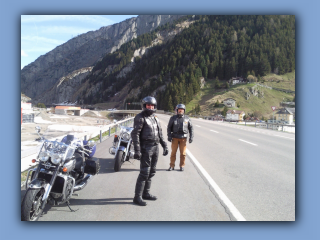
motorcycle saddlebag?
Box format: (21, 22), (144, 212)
(84, 157), (100, 175)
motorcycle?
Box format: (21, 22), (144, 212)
(21, 126), (100, 221)
(109, 125), (135, 172)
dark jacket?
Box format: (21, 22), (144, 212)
(131, 111), (167, 152)
(167, 115), (194, 139)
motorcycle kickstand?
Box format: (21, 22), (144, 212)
(66, 201), (78, 212)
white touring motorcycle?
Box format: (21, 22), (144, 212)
(109, 125), (135, 172)
(21, 126), (100, 221)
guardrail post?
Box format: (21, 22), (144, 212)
(255, 122), (256, 127)
(282, 125), (284, 131)
(109, 127), (111, 137)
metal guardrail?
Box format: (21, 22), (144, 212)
(93, 118), (134, 143)
(208, 119), (295, 133)
(21, 118), (134, 159)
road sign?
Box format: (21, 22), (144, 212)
(271, 106), (276, 111)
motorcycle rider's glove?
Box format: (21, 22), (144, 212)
(168, 137), (172, 142)
(163, 147), (169, 156)
(189, 138), (193, 144)
(134, 151), (141, 160)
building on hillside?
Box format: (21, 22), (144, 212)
(268, 108), (294, 124)
(286, 108), (295, 121)
(21, 102), (32, 113)
(230, 77), (246, 85)
(55, 106), (82, 116)
(21, 102), (34, 124)
(280, 102), (295, 108)
(225, 110), (245, 122)
(223, 98), (236, 107)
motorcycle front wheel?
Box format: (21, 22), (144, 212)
(114, 150), (124, 172)
(21, 188), (45, 221)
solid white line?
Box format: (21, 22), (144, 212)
(210, 130), (219, 133)
(273, 135), (295, 140)
(196, 125), (201, 127)
(186, 149), (246, 221)
(238, 139), (257, 146)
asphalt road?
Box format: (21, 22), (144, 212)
(21, 113), (295, 221)
(157, 114), (295, 221)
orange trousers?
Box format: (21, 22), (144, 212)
(170, 138), (187, 168)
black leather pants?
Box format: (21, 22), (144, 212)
(134, 144), (159, 197)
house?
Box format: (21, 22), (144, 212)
(231, 77), (246, 85)
(268, 108), (294, 124)
(280, 102), (295, 108)
(225, 110), (245, 121)
(286, 108), (295, 121)
(223, 98), (236, 107)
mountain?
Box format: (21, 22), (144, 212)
(21, 15), (186, 103)
(76, 15), (295, 112)
(22, 15), (295, 115)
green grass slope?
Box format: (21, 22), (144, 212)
(186, 71), (295, 119)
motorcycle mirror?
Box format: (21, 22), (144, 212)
(87, 140), (95, 147)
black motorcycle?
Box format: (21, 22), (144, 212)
(21, 127), (100, 221)
(109, 125), (135, 172)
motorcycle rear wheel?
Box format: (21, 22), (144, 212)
(114, 150), (124, 172)
(21, 188), (45, 221)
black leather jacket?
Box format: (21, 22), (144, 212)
(167, 115), (194, 139)
(131, 111), (167, 152)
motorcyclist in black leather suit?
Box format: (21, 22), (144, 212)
(131, 96), (169, 206)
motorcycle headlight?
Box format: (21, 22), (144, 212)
(39, 151), (49, 162)
(51, 154), (62, 165)
(121, 132), (130, 141)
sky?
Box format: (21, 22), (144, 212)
(21, 15), (138, 69)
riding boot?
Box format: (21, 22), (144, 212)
(133, 180), (147, 206)
(142, 179), (157, 200)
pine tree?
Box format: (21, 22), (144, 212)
(167, 95), (174, 112)
(222, 106), (228, 117)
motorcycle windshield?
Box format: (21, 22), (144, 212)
(120, 125), (133, 134)
(36, 124), (98, 162)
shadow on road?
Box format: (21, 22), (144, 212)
(69, 197), (133, 206)
(42, 198), (135, 214)
(98, 157), (141, 173)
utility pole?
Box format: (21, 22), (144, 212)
(271, 106), (276, 124)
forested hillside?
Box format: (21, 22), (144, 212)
(81, 15), (295, 111)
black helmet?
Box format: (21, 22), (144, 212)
(176, 103), (186, 116)
(141, 96), (157, 114)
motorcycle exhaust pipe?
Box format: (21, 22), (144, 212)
(109, 147), (116, 155)
(73, 174), (93, 192)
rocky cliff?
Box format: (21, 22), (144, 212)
(21, 15), (185, 103)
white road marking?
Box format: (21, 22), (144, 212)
(273, 135), (295, 140)
(186, 149), (246, 221)
(210, 130), (219, 133)
(238, 139), (257, 146)
(196, 125), (201, 127)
